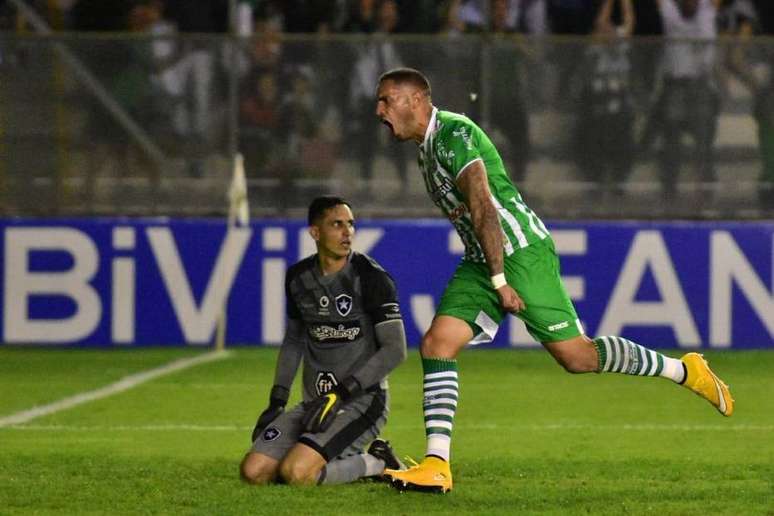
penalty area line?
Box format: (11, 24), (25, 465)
(0, 350), (232, 428)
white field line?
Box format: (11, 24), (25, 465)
(0, 350), (232, 428)
(4, 422), (772, 432)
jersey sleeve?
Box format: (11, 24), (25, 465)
(363, 269), (403, 325)
(436, 119), (484, 179)
(285, 268), (301, 320)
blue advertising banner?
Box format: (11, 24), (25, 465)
(0, 218), (772, 348)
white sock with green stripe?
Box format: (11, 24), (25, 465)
(593, 336), (686, 383)
(422, 357), (458, 462)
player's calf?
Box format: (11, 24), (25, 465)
(592, 335), (686, 382)
(544, 336), (599, 374)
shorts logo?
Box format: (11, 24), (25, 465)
(262, 427), (281, 441)
(548, 321), (569, 332)
(335, 294), (353, 317)
(315, 371), (338, 396)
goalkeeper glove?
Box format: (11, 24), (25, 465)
(301, 377), (361, 433)
(251, 385), (289, 443)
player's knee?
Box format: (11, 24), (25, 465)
(420, 334), (436, 357)
(421, 332), (452, 358)
(420, 317), (470, 359)
(240, 454), (276, 485)
(278, 458), (320, 486)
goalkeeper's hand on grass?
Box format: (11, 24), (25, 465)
(301, 377), (361, 433)
(251, 385), (289, 443)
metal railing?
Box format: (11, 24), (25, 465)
(0, 30), (773, 219)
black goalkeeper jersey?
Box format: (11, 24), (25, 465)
(285, 251), (403, 401)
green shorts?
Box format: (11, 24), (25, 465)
(436, 237), (583, 344)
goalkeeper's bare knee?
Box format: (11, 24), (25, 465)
(278, 458), (323, 486)
(240, 453), (278, 485)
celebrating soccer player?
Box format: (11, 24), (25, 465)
(374, 68), (734, 493)
(240, 196), (407, 486)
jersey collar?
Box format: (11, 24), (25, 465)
(420, 106), (438, 150)
(315, 250), (354, 280)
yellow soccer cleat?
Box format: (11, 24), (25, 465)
(385, 456), (453, 494)
(681, 352), (734, 417)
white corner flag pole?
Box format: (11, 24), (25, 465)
(228, 152), (250, 227)
(215, 152), (250, 351)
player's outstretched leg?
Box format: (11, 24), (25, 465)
(593, 336), (734, 416)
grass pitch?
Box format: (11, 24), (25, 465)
(0, 347), (772, 515)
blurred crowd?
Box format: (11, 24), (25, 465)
(3, 0), (769, 36)
(2, 0), (773, 207)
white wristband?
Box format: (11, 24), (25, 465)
(491, 273), (507, 290)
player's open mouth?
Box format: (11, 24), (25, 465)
(381, 119), (394, 133)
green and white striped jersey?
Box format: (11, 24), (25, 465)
(418, 107), (549, 263)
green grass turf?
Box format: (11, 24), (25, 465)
(0, 347), (772, 515)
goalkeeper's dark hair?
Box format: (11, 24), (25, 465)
(308, 196), (352, 226)
(378, 67), (431, 98)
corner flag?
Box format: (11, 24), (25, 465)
(228, 153), (250, 226)
(216, 152), (251, 350)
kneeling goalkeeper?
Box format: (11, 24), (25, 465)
(240, 196), (407, 485)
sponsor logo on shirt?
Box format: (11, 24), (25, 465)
(317, 295), (331, 316)
(448, 203), (467, 223)
(438, 147), (455, 162)
(452, 126), (473, 150)
(315, 371), (339, 396)
(430, 173), (455, 204)
(308, 322), (361, 343)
